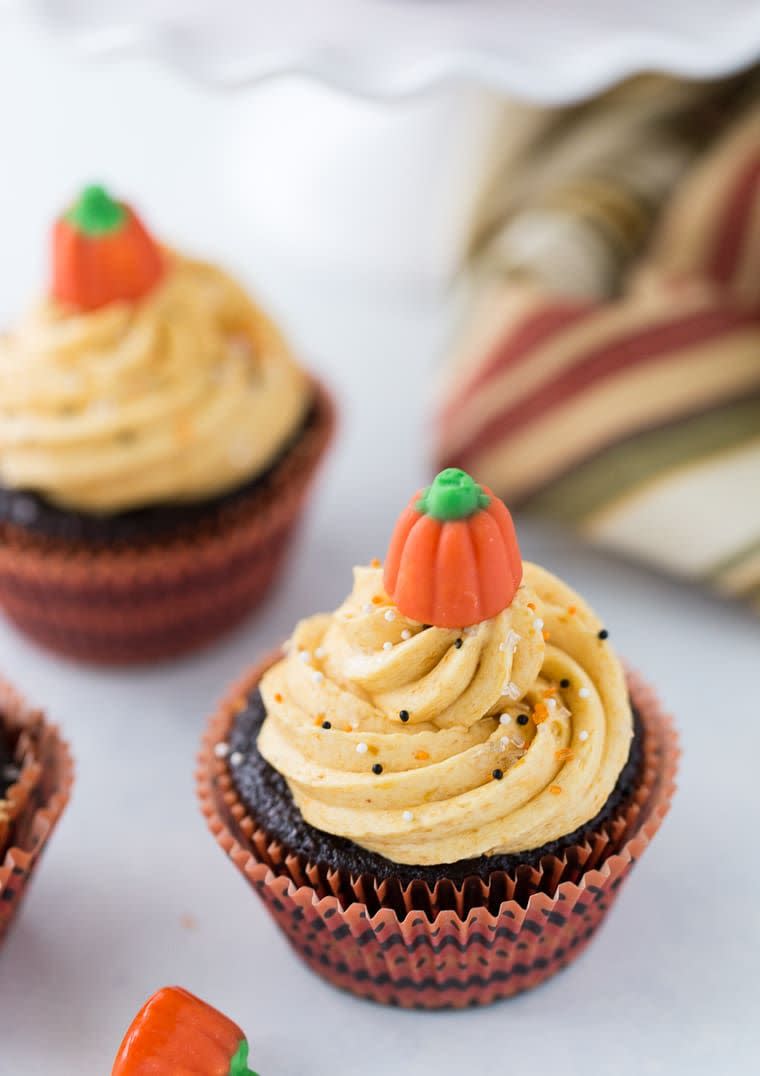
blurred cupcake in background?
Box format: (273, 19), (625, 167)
(0, 185), (334, 663)
(199, 468), (678, 1009)
(0, 677), (73, 946)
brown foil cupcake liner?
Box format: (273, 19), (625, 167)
(0, 678), (74, 946)
(0, 380), (335, 664)
(198, 658), (678, 1008)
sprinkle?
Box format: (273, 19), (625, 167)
(547, 697), (557, 711)
(371, 558), (381, 568)
(384, 609), (396, 622)
(598, 629), (609, 640)
(567, 605), (577, 616)
(527, 602), (536, 611)
(349, 717), (359, 729)
(499, 713), (512, 725)
(414, 750), (430, 761)
(312, 670), (325, 684)
(492, 769), (504, 780)
(321, 720), (332, 730)
(229, 751), (244, 766)
(542, 630), (551, 641)
(314, 646), (326, 659)
(579, 687), (591, 699)
(372, 595), (384, 605)
(356, 743), (368, 754)
(214, 742), (230, 759)
(578, 730), (589, 742)
(454, 638), (463, 649)
(503, 681), (521, 700)
(274, 692), (283, 703)
(403, 810), (414, 822)
(372, 763), (383, 775)
(401, 629), (411, 641)
(298, 649), (311, 663)
(533, 702), (549, 722)
(399, 710), (410, 723)
(516, 714), (529, 726)
(499, 737), (510, 749)
(532, 617), (544, 631)
(560, 678), (570, 689)
(549, 784), (562, 795)
(383, 641), (393, 651)
(343, 724), (352, 732)
(555, 748), (574, 762)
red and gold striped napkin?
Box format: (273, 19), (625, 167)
(437, 102), (760, 610)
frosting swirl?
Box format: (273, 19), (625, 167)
(0, 254), (310, 512)
(258, 563), (632, 865)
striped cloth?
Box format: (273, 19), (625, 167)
(437, 104), (760, 611)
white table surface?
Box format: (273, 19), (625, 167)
(0, 15), (759, 1076)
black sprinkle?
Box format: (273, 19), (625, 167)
(321, 720), (332, 730)
(598, 629), (609, 640)
(454, 638), (463, 649)
(399, 710), (410, 723)
(516, 714), (529, 726)
(492, 769), (504, 780)
(372, 763), (383, 775)
(560, 678), (570, 689)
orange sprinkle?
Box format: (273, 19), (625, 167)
(414, 750), (430, 761)
(543, 687), (557, 697)
(533, 702), (549, 723)
(555, 748), (575, 762)
(567, 605), (577, 616)
(372, 595), (384, 605)
(274, 692), (283, 703)
(371, 557), (381, 568)
(549, 784), (563, 795)
(542, 630), (551, 641)
(527, 602), (536, 611)
(342, 724), (352, 732)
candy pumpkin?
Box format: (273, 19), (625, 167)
(52, 184), (165, 312)
(384, 467), (522, 628)
(112, 986), (258, 1076)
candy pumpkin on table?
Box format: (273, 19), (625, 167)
(112, 987), (259, 1076)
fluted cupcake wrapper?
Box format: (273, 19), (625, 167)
(0, 678), (74, 945)
(197, 660), (678, 1009)
(0, 381), (335, 664)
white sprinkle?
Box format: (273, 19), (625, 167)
(230, 751), (244, 766)
(499, 713), (512, 725)
(533, 617), (544, 631)
(356, 742), (368, 755)
(384, 609), (396, 622)
(578, 730), (589, 742)
(311, 670), (324, 684)
(298, 650), (311, 663)
(500, 736), (510, 749)
(350, 717), (359, 729)
(403, 810), (414, 822)
(503, 681), (521, 700)
(383, 641), (393, 651)
(579, 687), (591, 699)
(401, 629), (411, 641)
(214, 742), (230, 759)
(547, 697), (557, 710)
(314, 646), (326, 660)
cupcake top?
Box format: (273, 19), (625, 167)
(0, 185), (310, 513)
(258, 468), (633, 865)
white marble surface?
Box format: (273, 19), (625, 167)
(0, 16), (759, 1076)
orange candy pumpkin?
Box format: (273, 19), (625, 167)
(112, 986), (258, 1076)
(384, 468), (522, 628)
(52, 184), (165, 312)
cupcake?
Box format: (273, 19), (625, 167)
(0, 185), (334, 663)
(112, 986), (258, 1075)
(199, 468), (678, 1009)
(0, 677), (73, 945)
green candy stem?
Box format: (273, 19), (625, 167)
(66, 184), (126, 236)
(416, 468), (490, 521)
(229, 1039), (259, 1076)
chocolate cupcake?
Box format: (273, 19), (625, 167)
(0, 678), (73, 946)
(0, 185), (334, 663)
(199, 469), (677, 1008)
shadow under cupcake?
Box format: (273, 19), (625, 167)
(0, 185), (334, 664)
(198, 468), (678, 1009)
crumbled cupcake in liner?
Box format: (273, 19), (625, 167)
(0, 678), (74, 945)
(198, 657), (678, 1009)
(0, 381), (335, 664)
